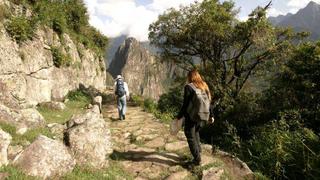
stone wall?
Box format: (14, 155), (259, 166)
(0, 24), (106, 108)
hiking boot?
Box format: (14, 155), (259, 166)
(192, 158), (201, 166)
(123, 115), (126, 120)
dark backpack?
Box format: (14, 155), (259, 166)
(115, 79), (126, 97)
(186, 83), (210, 122)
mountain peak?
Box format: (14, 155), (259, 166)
(307, 1), (319, 6)
(304, 1), (320, 11)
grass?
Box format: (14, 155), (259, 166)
(0, 165), (37, 180)
(0, 90), (91, 146)
(0, 122), (53, 146)
(37, 100), (88, 124)
(63, 163), (133, 180)
(253, 172), (270, 180)
(0, 162), (133, 180)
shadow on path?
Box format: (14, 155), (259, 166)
(110, 150), (183, 167)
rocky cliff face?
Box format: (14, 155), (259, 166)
(0, 17), (106, 109)
(108, 37), (171, 100)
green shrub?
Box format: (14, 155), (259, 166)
(130, 95), (144, 107)
(245, 111), (320, 179)
(143, 98), (157, 113)
(5, 16), (36, 43)
(158, 87), (183, 114)
(67, 89), (91, 103)
(51, 46), (72, 68)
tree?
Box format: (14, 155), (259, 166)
(149, 0), (303, 103)
(261, 42), (320, 133)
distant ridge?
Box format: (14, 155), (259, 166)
(269, 1), (320, 40)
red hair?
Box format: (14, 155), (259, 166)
(188, 69), (211, 100)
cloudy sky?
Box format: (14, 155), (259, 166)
(83, 0), (320, 41)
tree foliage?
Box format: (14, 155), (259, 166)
(150, 0), (320, 179)
(149, 0), (303, 101)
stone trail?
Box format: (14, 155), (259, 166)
(102, 104), (253, 180)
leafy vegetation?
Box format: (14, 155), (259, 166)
(5, 16), (36, 43)
(150, 0), (320, 179)
(51, 46), (72, 68)
(5, 0), (108, 55)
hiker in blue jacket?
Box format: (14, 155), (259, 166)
(114, 75), (130, 120)
(176, 69), (211, 166)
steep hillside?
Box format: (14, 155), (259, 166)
(0, 0), (107, 108)
(108, 37), (177, 100)
(106, 35), (127, 66)
(269, 1), (320, 40)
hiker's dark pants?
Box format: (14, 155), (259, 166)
(184, 119), (201, 162)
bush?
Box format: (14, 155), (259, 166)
(51, 46), (72, 68)
(158, 87), (183, 114)
(14, 0), (109, 55)
(143, 98), (157, 113)
(245, 111), (320, 179)
(130, 95), (144, 107)
(67, 89), (91, 103)
(5, 16), (36, 43)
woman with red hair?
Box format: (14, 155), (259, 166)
(176, 69), (211, 166)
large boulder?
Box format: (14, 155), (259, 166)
(65, 105), (112, 168)
(13, 135), (75, 179)
(0, 128), (11, 167)
(0, 104), (45, 134)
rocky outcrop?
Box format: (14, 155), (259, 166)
(108, 38), (173, 100)
(65, 105), (112, 168)
(0, 128), (11, 167)
(0, 25), (106, 108)
(13, 135), (75, 178)
(0, 103), (45, 133)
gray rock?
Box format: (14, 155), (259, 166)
(20, 108), (46, 128)
(13, 135), (75, 179)
(65, 105), (113, 168)
(166, 170), (190, 180)
(0, 104), (45, 134)
(0, 24), (106, 107)
(0, 128), (11, 167)
(108, 38), (174, 100)
(7, 145), (23, 161)
(165, 141), (189, 152)
(144, 137), (166, 148)
(93, 96), (102, 113)
(202, 167), (225, 180)
(47, 123), (66, 140)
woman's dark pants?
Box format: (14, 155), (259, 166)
(184, 119), (202, 163)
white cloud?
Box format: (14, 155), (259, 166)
(267, 8), (286, 17)
(287, 0), (320, 11)
(84, 0), (201, 41)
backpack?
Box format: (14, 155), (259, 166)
(115, 79), (126, 97)
(186, 83), (210, 122)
